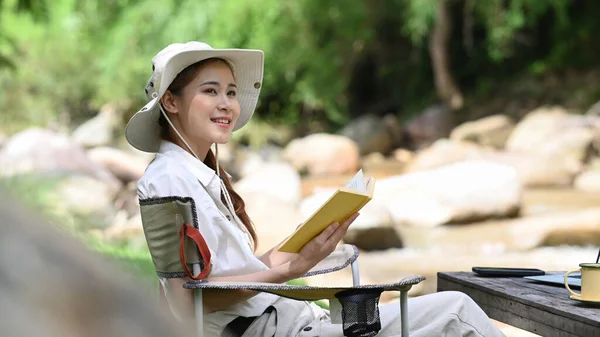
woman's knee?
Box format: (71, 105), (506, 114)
(436, 290), (472, 301)
(435, 291), (480, 313)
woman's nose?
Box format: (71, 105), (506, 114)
(217, 94), (232, 111)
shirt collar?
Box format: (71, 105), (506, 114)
(158, 140), (217, 187)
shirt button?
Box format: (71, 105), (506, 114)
(225, 215), (231, 220)
(303, 327), (312, 331)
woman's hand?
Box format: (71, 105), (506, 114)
(288, 212), (360, 279)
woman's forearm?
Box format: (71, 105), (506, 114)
(259, 247), (296, 268)
(258, 237), (297, 268)
(170, 261), (303, 314)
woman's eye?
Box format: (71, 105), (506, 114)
(227, 90), (237, 97)
(204, 88), (217, 94)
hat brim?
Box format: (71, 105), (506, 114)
(126, 48), (264, 153)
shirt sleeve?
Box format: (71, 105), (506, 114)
(138, 169), (219, 275)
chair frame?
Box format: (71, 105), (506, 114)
(188, 247), (415, 337)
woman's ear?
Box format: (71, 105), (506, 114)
(161, 91), (179, 114)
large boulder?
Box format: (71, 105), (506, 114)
(237, 151), (267, 179)
(450, 114), (515, 149)
(213, 141), (247, 180)
(379, 161), (521, 228)
(243, 192), (304, 255)
(404, 104), (454, 149)
(104, 211), (144, 243)
(235, 144), (285, 180)
(585, 100), (600, 117)
(506, 106), (597, 168)
(360, 152), (406, 178)
(392, 148), (414, 164)
(0, 128), (119, 187)
(339, 114), (403, 155)
(231, 119), (295, 148)
(406, 139), (579, 187)
(283, 133), (360, 176)
(72, 104), (119, 148)
(404, 139), (483, 172)
(113, 181), (141, 218)
(401, 208), (600, 251)
(481, 151), (579, 187)
(234, 161), (302, 205)
(55, 175), (119, 229)
(574, 165), (600, 192)
(87, 147), (150, 184)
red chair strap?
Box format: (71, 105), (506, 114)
(179, 223), (211, 280)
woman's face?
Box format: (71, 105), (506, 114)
(167, 59), (240, 151)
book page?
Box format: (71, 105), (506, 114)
(345, 169), (366, 193)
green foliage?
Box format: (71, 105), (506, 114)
(0, 0), (98, 131)
(401, 0), (437, 45)
(472, 0), (570, 62)
(0, 0), (379, 131)
(0, 0), (599, 134)
(95, 0), (371, 126)
(401, 0), (571, 61)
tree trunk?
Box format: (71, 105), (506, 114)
(429, 0), (463, 110)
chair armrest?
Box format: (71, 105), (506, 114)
(302, 244), (359, 278)
(183, 275), (425, 301)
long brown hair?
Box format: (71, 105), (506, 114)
(158, 58), (258, 250)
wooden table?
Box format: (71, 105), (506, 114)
(437, 272), (600, 337)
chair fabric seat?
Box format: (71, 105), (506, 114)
(183, 275), (425, 301)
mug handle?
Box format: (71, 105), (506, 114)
(564, 270), (581, 298)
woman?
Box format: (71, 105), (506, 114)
(126, 41), (505, 337)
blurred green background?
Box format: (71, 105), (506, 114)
(2, 0), (599, 134)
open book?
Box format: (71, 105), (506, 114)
(278, 170), (375, 253)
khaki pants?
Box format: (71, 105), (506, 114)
(297, 291), (506, 337)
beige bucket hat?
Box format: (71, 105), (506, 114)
(125, 41), (264, 153)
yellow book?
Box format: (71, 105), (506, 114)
(278, 170), (375, 253)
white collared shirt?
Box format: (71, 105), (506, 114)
(137, 141), (278, 336)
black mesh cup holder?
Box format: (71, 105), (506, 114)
(335, 288), (384, 337)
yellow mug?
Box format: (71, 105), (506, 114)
(564, 263), (600, 301)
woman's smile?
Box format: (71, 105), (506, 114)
(210, 116), (232, 128)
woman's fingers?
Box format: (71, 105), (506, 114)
(343, 212), (360, 226)
(303, 213), (361, 255)
(295, 213), (361, 275)
(317, 221), (340, 242)
(320, 213), (359, 241)
(325, 212), (359, 246)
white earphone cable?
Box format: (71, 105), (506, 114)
(215, 143), (254, 250)
(159, 104), (201, 160)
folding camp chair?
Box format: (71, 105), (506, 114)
(140, 197), (425, 337)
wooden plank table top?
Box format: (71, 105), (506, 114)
(437, 271), (600, 337)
